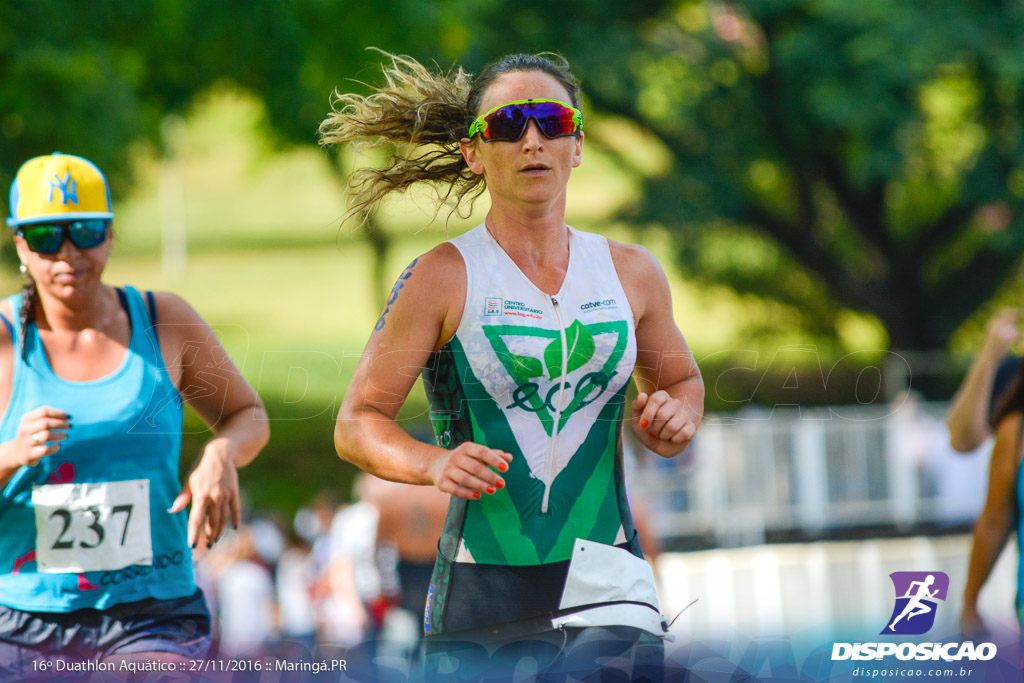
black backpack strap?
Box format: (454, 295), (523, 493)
(145, 290), (157, 326)
(114, 287), (129, 316)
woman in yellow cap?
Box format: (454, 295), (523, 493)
(0, 153), (269, 674)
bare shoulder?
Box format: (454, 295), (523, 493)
(377, 241), (466, 348)
(0, 298), (17, 417)
(148, 291), (206, 326)
(607, 238), (657, 267)
(0, 298), (14, 342)
(607, 238), (670, 320)
(607, 239), (669, 282)
(405, 241), (466, 291)
(146, 292), (213, 379)
(0, 298), (16, 358)
(0, 297), (14, 349)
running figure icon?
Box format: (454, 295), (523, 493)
(887, 574), (939, 632)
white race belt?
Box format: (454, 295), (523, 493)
(557, 539), (670, 638)
(32, 480), (153, 573)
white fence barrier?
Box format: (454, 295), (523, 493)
(633, 401), (992, 548)
(657, 535), (1017, 642)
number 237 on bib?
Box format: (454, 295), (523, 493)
(32, 480), (153, 573)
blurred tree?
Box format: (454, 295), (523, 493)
(0, 1), (469, 513)
(9, 0), (1024, 351)
(0, 0), (456, 301)
(0, 1), (306, 222)
(454, 0), (1024, 352)
(1, 2), (155, 209)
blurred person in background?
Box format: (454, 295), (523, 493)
(0, 153), (268, 677)
(621, 429), (663, 567)
(323, 52), (703, 679)
(373, 478), (449, 665)
(961, 359), (1024, 638)
(947, 308), (1022, 452)
(317, 473), (391, 667)
(205, 524), (278, 658)
(290, 489), (345, 647)
(304, 489), (341, 574)
(275, 521), (318, 653)
(317, 548), (368, 650)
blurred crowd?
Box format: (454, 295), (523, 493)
(190, 455), (665, 674)
(184, 376), (1001, 669)
(192, 473), (449, 674)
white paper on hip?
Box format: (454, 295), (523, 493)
(559, 538), (660, 611)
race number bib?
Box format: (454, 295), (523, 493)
(32, 480), (152, 573)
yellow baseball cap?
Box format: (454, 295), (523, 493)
(7, 152), (113, 228)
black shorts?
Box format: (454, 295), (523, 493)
(0, 590), (211, 681)
(424, 625), (664, 682)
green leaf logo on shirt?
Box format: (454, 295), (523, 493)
(483, 319), (628, 436)
(543, 320), (595, 380)
(510, 354), (544, 379)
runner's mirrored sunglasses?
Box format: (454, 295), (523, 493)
(16, 219), (110, 254)
(468, 99), (583, 143)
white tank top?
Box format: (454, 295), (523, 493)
(424, 223), (639, 566)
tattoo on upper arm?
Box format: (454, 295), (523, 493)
(375, 258), (419, 331)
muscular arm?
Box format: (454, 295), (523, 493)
(961, 412), (1021, 635)
(155, 293), (269, 546)
(334, 245), (510, 499)
(156, 292), (268, 465)
(611, 242), (704, 458)
(947, 308), (1020, 452)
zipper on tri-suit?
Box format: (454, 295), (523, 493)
(542, 294), (568, 515)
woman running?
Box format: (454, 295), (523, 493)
(323, 53), (703, 679)
(0, 153), (268, 677)
(961, 362), (1024, 638)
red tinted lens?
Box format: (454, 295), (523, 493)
(482, 102), (578, 141)
(483, 107), (528, 141)
(524, 102), (578, 137)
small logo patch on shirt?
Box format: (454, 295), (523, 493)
(424, 583), (435, 633)
(581, 299), (616, 311)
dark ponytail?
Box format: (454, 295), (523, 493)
(18, 274), (36, 360)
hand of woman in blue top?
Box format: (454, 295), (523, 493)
(154, 293), (268, 549)
(0, 407), (70, 475)
(170, 441), (241, 549)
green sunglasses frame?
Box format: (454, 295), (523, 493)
(468, 98), (584, 142)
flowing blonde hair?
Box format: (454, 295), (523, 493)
(318, 50), (581, 224)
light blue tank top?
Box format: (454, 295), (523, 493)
(0, 286), (195, 612)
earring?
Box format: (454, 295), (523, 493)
(18, 263), (25, 274)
